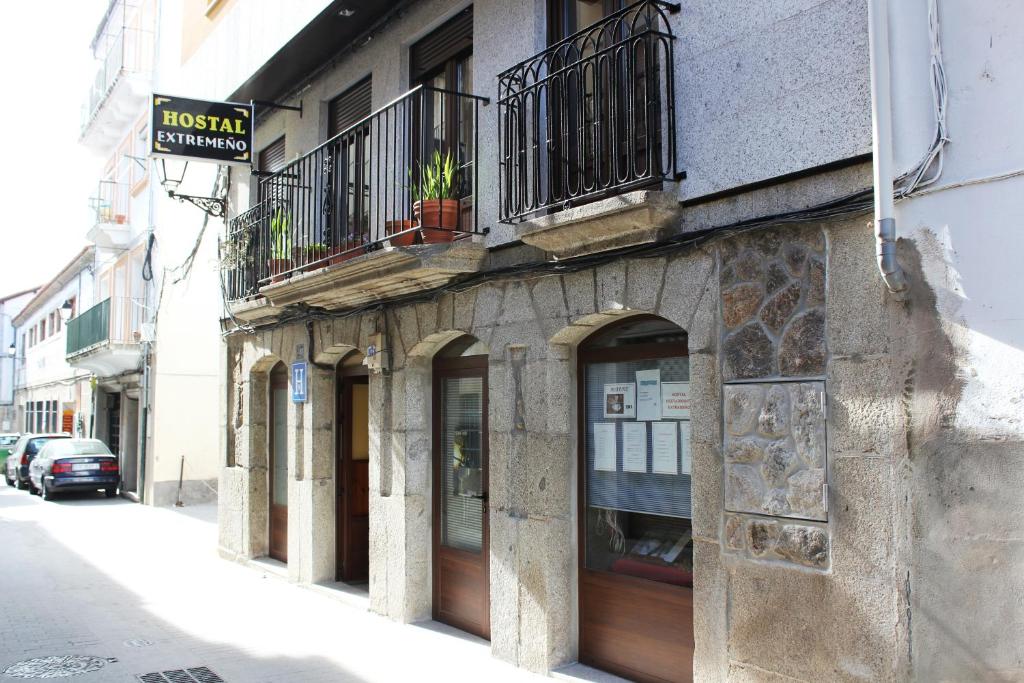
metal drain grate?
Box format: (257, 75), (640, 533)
(136, 667), (224, 683)
(3, 655), (108, 678)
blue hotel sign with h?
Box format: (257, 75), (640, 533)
(291, 362), (308, 403)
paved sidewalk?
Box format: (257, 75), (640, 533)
(0, 486), (547, 683)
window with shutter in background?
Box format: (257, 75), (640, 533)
(410, 7), (473, 84)
(258, 136), (287, 173)
(329, 77), (372, 138)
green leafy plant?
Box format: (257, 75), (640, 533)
(412, 150), (458, 202)
(269, 207), (292, 260)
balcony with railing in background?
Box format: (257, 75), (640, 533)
(66, 297), (143, 377)
(87, 180), (132, 248)
(80, 0), (154, 149)
(497, 1), (682, 256)
(221, 85), (489, 316)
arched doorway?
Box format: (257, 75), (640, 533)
(432, 335), (490, 639)
(336, 351), (369, 582)
(577, 316), (694, 682)
(268, 362), (289, 563)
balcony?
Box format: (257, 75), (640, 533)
(80, 23), (154, 149)
(221, 86), (489, 319)
(87, 181), (132, 248)
(66, 297), (143, 377)
(498, 0), (682, 257)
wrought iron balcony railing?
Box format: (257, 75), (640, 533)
(221, 85), (488, 301)
(81, 25), (154, 133)
(66, 297), (141, 357)
(498, 0), (680, 223)
(92, 180), (129, 225)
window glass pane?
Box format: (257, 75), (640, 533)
(583, 349), (693, 586)
(271, 386), (289, 507)
(440, 375), (483, 552)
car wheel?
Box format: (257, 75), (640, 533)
(4, 473), (12, 487)
(15, 476), (25, 490)
(40, 481), (51, 501)
(104, 486), (118, 499)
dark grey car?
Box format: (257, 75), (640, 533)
(3, 434), (71, 491)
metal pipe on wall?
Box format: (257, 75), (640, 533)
(867, 0), (909, 298)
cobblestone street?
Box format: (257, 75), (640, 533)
(0, 488), (550, 683)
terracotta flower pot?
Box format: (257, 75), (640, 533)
(413, 199), (458, 231)
(268, 258), (292, 283)
(386, 219), (417, 246)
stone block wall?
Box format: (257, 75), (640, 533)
(719, 227), (832, 571)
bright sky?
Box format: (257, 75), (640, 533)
(0, 0), (111, 297)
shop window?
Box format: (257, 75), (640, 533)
(581, 317), (693, 585)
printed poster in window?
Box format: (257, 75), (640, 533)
(635, 369), (661, 421)
(661, 381), (691, 419)
(593, 423), (617, 472)
(603, 383), (636, 419)
(622, 422), (647, 473)
(651, 421), (678, 475)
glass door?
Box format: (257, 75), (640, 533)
(432, 343), (489, 639)
(269, 363), (289, 563)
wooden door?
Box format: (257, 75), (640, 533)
(269, 364), (289, 563)
(337, 375), (370, 582)
(432, 352), (489, 639)
(577, 317), (694, 683)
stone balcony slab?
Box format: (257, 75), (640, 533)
(258, 240), (487, 311)
(515, 189), (681, 258)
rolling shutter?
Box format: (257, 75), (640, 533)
(410, 7), (473, 81)
(329, 77), (373, 138)
(258, 136), (286, 173)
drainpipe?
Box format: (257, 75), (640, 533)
(867, 0), (909, 298)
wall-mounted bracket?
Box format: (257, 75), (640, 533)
(252, 99), (303, 118)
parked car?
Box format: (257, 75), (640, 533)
(4, 433), (71, 489)
(29, 438), (119, 500)
(0, 433), (19, 473)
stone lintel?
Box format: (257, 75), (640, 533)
(258, 241), (487, 310)
(515, 189), (681, 258)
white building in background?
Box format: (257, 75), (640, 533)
(12, 248), (95, 439)
(67, 0), (222, 505)
(0, 288), (38, 432)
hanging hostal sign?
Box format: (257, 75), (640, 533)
(150, 94), (253, 165)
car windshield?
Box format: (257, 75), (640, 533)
(0, 436), (17, 446)
(26, 436), (67, 455)
(43, 440), (112, 458)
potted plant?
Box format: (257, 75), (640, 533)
(267, 207), (293, 282)
(296, 242), (329, 270)
(411, 150), (458, 242)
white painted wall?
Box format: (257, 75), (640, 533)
(888, 1), (1024, 679)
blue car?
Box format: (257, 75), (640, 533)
(4, 433), (70, 490)
(29, 438), (119, 500)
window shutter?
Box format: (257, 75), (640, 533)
(258, 136), (287, 173)
(410, 7), (473, 81)
(329, 77), (373, 138)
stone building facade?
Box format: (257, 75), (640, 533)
(197, 0), (1024, 681)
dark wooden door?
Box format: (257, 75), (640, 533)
(337, 375), (370, 582)
(432, 353), (489, 639)
(269, 364), (289, 563)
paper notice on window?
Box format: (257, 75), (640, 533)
(593, 422), (617, 472)
(661, 381), (691, 419)
(651, 421), (679, 475)
(603, 383), (636, 419)
(635, 369), (661, 421)
(622, 422), (648, 473)
(679, 420), (692, 474)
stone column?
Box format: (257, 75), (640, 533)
(293, 363), (336, 584)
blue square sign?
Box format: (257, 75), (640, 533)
(291, 362), (308, 403)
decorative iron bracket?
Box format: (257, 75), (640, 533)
(167, 190), (227, 218)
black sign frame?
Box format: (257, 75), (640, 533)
(150, 94), (254, 166)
